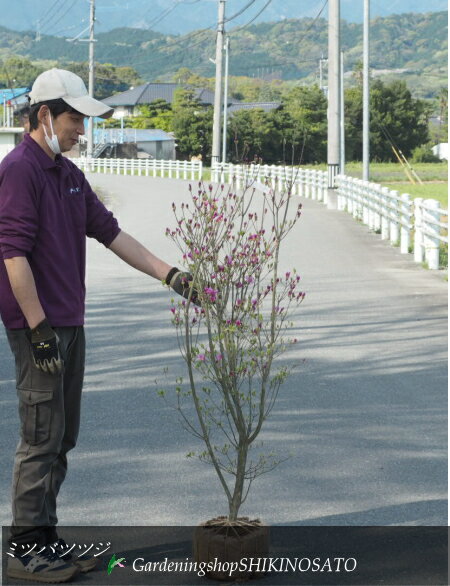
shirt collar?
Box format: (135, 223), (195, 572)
(24, 133), (64, 170)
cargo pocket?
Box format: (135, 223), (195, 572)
(17, 388), (53, 446)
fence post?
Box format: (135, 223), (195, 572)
(372, 183), (381, 233)
(380, 187), (390, 239)
(361, 180), (370, 226)
(316, 171), (323, 202)
(400, 193), (411, 254)
(423, 199), (441, 270)
(305, 169), (311, 199)
(296, 169), (303, 197)
(336, 175), (345, 211)
(389, 190), (399, 244)
(414, 198), (424, 263)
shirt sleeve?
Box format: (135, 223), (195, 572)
(0, 160), (41, 259)
(81, 173), (121, 247)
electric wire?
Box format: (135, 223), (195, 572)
(40, 0), (80, 35)
(144, 1), (182, 29)
(230, 0), (274, 31)
(38, 0), (72, 33)
(100, 0), (264, 70)
(36, 0), (64, 32)
(224, 0), (258, 23)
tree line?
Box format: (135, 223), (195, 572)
(2, 55), (445, 164)
(106, 79), (442, 165)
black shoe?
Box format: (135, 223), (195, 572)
(7, 546), (80, 583)
(51, 537), (99, 573)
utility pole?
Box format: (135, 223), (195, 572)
(222, 35), (230, 163)
(327, 0), (340, 197)
(362, 0), (370, 181)
(87, 0), (95, 159)
(340, 50), (345, 174)
(211, 0), (225, 164)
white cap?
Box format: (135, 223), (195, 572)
(29, 68), (113, 119)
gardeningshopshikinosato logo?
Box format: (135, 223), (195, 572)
(107, 553), (126, 575)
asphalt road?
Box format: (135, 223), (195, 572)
(0, 175), (447, 549)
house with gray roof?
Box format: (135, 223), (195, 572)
(103, 83), (280, 119)
(103, 83), (215, 118)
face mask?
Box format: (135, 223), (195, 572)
(43, 114), (61, 155)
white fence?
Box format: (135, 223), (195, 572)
(72, 157), (202, 181)
(335, 175), (448, 270)
(212, 163), (448, 270)
(212, 163), (329, 201)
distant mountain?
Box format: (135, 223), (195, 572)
(0, 0), (447, 36)
(0, 11), (446, 98)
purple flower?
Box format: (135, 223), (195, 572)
(215, 354), (223, 362)
(196, 354), (206, 362)
(204, 286), (218, 302)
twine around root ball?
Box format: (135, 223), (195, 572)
(202, 516), (264, 537)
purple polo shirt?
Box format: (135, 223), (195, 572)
(0, 134), (121, 329)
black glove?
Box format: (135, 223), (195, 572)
(165, 267), (200, 306)
(29, 319), (63, 375)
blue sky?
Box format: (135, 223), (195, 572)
(0, 0), (447, 36)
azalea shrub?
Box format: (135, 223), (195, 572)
(162, 173), (305, 520)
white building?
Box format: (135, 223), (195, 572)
(0, 127), (24, 161)
(431, 143), (449, 160)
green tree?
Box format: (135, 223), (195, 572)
(344, 79), (431, 161)
(172, 88), (213, 161)
(344, 86), (364, 161)
(0, 56), (43, 88)
(226, 86), (328, 165)
(281, 84), (328, 163)
(65, 61), (143, 99)
(436, 87), (448, 144)
(228, 109), (281, 163)
(130, 100), (174, 131)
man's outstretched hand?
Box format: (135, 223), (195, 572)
(165, 267), (201, 306)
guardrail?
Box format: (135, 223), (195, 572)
(212, 162), (329, 202)
(212, 163), (447, 271)
(335, 175), (447, 270)
(71, 157), (202, 181)
(414, 198), (448, 270)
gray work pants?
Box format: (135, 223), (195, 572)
(6, 326), (85, 547)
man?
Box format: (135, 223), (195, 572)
(0, 68), (197, 583)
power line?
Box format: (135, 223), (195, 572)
(39, 0), (72, 33)
(115, 28), (214, 70)
(97, 23), (216, 68)
(224, 0), (257, 23)
(231, 0), (274, 31)
(40, 0), (80, 35)
(144, 0), (181, 29)
(39, 0), (65, 24)
(39, 0), (68, 22)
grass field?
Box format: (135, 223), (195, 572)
(202, 162), (448, 208)
(344, 162), (448, 208)
(343, 162), (448, 183)
(382, 182), (448, 208)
